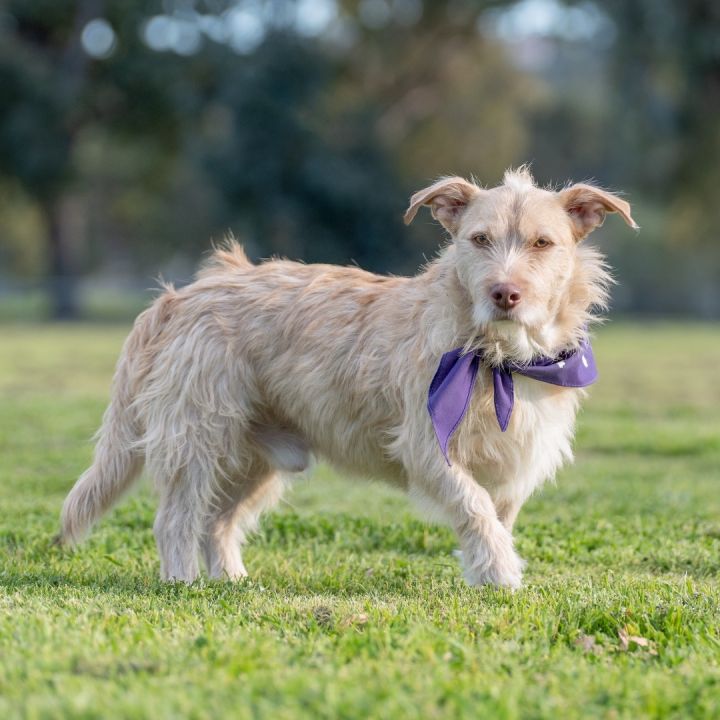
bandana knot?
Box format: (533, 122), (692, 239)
(428, 337), (598, 465)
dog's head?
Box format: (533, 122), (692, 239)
(404, 167), (637, 361)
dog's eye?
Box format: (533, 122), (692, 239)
(533, 237), (552, 249)
(470, 232), (491, 248)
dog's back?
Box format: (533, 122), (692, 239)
(59, 244), (418, 561)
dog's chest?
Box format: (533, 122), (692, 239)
(458, 373), (583, 488)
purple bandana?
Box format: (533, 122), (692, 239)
(428, 337), (597, 464)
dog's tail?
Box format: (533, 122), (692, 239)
(59, 294), (172, 545)
(59, 400), (142, 545)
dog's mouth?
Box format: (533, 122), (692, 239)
(473, 302), (532, 339)
(489, 309), (518, 323)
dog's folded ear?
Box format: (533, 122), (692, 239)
(559, 183), (639, 240)
(404, 177), (481, 234)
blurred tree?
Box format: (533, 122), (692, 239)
(601, 0), (720, 314)
(202, 33), (407, 270)
(331, 0), (542, 256)
(0, 0), (182, 317)
(338, 0), (540, 180)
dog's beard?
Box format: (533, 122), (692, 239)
(469, 302), (570, 365)
(475, 320), (537, 364)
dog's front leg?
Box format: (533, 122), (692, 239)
(411, 464), (523, 588)
(494, 495), (524, 531)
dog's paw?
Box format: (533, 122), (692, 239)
(460, 544), (524, 589)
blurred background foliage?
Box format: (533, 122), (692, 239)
(0, 0), (718, 319)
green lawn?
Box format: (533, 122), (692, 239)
(1, 322), (719, 719)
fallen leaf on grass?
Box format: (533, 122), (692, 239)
(341, 613), (369, 628)
(618, 627), (657, 654)
(574, 634), (597, 652)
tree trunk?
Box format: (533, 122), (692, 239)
(43, 198), (78, 320)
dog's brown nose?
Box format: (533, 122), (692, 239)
(490, 283), (522, 311)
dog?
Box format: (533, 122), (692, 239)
(59, 166), (636, 587)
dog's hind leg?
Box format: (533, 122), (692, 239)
(199, 427), (308, 580)
(200, 461), (285, 580)
(152, 458), (213, 583)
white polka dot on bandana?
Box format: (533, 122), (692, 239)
(558, 361), (566, 368)
(581, 355), (588, 368)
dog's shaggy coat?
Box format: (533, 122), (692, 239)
(60, 168), (636, 587)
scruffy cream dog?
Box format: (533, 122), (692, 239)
(60, 167), (636, 587)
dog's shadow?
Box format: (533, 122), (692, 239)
(3, 562), (467, 602)
(4, 527), (463, 601)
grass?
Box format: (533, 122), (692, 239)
(1, 322), (719, 719)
